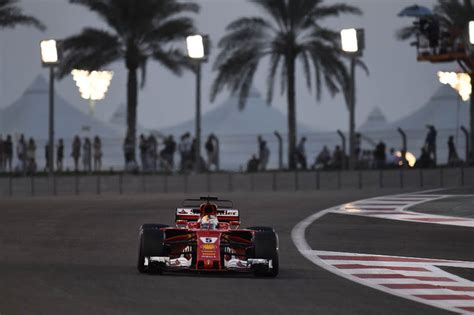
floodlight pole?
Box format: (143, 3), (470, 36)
(348, 56), (356, 170)
(194, 61), (202, 173)
(48, 66), (55, 177)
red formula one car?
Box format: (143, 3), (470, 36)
(137, 197), (279, 277)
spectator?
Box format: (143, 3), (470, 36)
(72, 135), (81, 172)
(205, 134), (219, 171)
(0, 135), (4, 172)
(82, 137), (92, 173)
(425, 125), (437, 164)
(247, 154), (260, 172)
(160, 135), (176, 171)
(374, 141), (386, 169)
(16, 134), (27, 173)
(148, 134), (158, 172)
(178, 132), (192, 171)
(331, 145), (344, 169)
(259, 139), (270, 171)
(354, 133), (362, 161)
(57, 139), (64, 172)
(312, 146), (331, 169)
(139, 134), (148, 172)
(415, 147), (433, 168)
(45, 141), (50, 172)
(93, 136), (102, 172)
(5, 135), (13, 172)
(447, 135), (460, 166)
(27, 137), (36, 173)
(123, 133), (137, 172)
(295, 137), (307, 170)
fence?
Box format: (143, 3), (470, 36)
(6, 126), (469, 172)
(0, 167), (472, 197)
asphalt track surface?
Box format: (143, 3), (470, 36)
(0, 189), (467, 314)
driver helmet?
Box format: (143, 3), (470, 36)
(200, 214), (218, 230)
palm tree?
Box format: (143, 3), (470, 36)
(211, 0), (361, 169)
(0, 0), (45, 30)
(58, 0), (199, 159)
(398, 1), (474, 164)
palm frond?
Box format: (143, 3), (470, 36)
(58, 28), (122, 78)
(266, 53), (281, 104)
(0, 0), (45, 30)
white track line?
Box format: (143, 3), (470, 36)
(292, 191), (474, 314)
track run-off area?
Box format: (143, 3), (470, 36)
(1, 188), (473, 314)
(293, 190), (474, 314)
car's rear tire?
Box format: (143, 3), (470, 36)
(137, 224), (169, 274)
(252, 229), (279, 277)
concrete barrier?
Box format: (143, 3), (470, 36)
(0, 167), (471, 197)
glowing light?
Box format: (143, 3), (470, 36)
(186, 35), (205, 59)
(395, 151), (417, 168)
(71, 69), (114, 101)
(341, 28), (358, 53)
(438, 71), (471, 101)
(470, 21), (474, 44)
(40, 40), (58, 64)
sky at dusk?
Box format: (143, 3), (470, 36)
(0, 0), (448, 134)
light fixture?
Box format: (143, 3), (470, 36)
(395, 151), (417, 168)
(469, 21), (474, 45)
(438, 71), (471, 101)
(71, 69), (114, 115)
(186, 35), (205, 59)
(341, 28), (359, 53)
(40, 40), (59, 65)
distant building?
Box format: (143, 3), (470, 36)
(359, 107), (388, 132)
(0, 75), (120, 140)
(0, 75), (122, 169)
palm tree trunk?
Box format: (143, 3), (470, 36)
(286, 54), (297, 170)
(126, 67), (138, 161)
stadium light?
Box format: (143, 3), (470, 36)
(40, 39), (60, 178)
(187, 35), (205, 59)
(186, 34), (210, 172)
(40, 40), (59, 65)
(341, 29), (359, 53)
(469, 21), (474, 45)
(71, 69), (114, 115)
(340, 28), (365, 170)
(438, 71), (471, 101)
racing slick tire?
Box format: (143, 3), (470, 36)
(137, 224), (169, 274)
(252, 229), (279, 277)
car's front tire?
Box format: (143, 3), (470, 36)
(137, 224), (169, 274)
(252, 229), (279, 277)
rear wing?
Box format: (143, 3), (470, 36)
(176, 208), (240, 223)
(182, 197), (233, 208)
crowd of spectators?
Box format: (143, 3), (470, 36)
(246, 126), (466, 173)
(123, 132), (219, 174)
(0, 134), (102, 175)
(1, 126), (468, 176)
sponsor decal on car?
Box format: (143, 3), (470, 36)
(203, 244), (216, 250)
